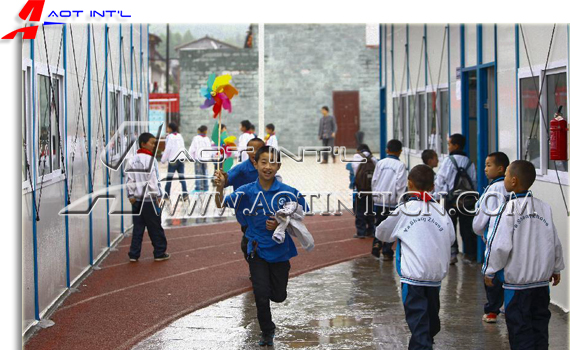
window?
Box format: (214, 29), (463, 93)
(427, 91), (438, 151)
(519, 65), (568, 182)
(134, 96), (141, 138)
(547, 72), (567, 172)
(393, 97), (400, 140)
(37, 73), (62, 176)
(439, 90), (449, 153)
(520, 76), (541, 169)
(109, 89), (121, 157)
(408, 94), (416, 150)
(401, 95), (407, 147)
(418, 93), (426, 150)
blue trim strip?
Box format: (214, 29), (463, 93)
(120, 24), (124, 234)
(63, 24), (70, 287)
(515, 24), (520, 158)
(504, 289), (515, 309)
(31, 31), (40, 322)
(379, 25), (387, 158)
(477, 24), (483, 65)
(105, 24), (110, 246)
(401, 277), (442, 287)
(87, 24), (94, 265)
(460, 24), (465, 68)
(504, 281), (550, 290)
(494, 24), (499, 151)
(401, 282), (408, 304)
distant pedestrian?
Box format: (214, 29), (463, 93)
(188, 125), (212, 192)
(265, 123), (278, 148)
(238, 120), (256, 162)
(161, 122), (188, 201)
(318, 106), (337, 163)
(126, 132), (170, 262)
(352, 144), (378, 239)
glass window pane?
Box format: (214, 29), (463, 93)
(134, 97), (141, 138)
(22, 71), (27, 181)
(52, 79), (60, 171)
(547, 72), (567, 172)
(427, 91), (438, 151)
(439, 90), (449, 154)
(110, 91), (120, 155)
(393, 97), (399, 139)
(419, 93), (426, 150)
(38, 75), (52, 175)
(408, 94), (416, 149)
(520, 76), (541, 169)
(401, 95), (407, 145)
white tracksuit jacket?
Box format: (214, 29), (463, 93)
(376, 197), (455, 287)
(161, 133), (186, 163)
(188, 135), (213, 162)
(483, 193), (565, 290)
(371, 155), (407, 208)
(472, 177), (508, 240)
(126, 152), (162, 201)
(434, 152), (477, 199)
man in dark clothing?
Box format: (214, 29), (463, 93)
(318, 106), (337, 163)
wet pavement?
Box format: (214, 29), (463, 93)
(133, 256), (568, 350)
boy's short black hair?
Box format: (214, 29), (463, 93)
(421, 149), (438, 165)
(168, 122), (178, 133)
(357, 143), (372, 154)
(266, 123), (275, 132)
(488, 152), (510, 172)
(408, 164), (435, 192)
(254, 146), (281, 163)
(508, 160), (536, 190)
(387, 139), (403, 153)
(138, 132), (156, 147)
(449, 133), (466, 150)
(247, 137), (265, 147)
(321, 106), (329, 112)
(221, 124), (226, 129)
(240, 120), (252, 130)
(251, 124), (256, 131)
(198, 125), (208, 133)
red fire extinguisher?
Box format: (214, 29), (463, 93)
(550, 106), (568, 161)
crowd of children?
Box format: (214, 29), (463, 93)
(127, 120), (564, 349)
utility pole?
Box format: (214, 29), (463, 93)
(166, 23), (170, 93)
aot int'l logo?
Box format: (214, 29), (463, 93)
(2, 0), (62, 40)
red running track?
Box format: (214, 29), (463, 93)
(25, 214), (372, 350)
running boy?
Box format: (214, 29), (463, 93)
(472, 151), (509, 323)
(265, 123), (278, 148)
(214, 146), (307, 346)
(376, 164), (455, 350)
(483, 160), (564, 349)
(126, 133), (170, 262)
(435, 134), (477, 264)
(371, 139), (407, 260)
(188, 125), (212, 192)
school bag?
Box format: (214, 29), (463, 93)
(354, 153), (375, 192)
(448, 155), (476, 209)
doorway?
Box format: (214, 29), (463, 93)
(333, 91), (360, 149)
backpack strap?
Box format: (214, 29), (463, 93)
(449, 155), (472, 171)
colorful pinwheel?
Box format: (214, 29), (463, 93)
(200, 73), (239, 119)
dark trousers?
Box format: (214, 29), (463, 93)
(248, 253), (290, 334)
(322, 137), (335, 162)
(129, 201), (168, 259)
(164, 160), (188, 197)
(194, 162), (209, 191)
(372, 205), (394, 256)
(484, 275), (504, 315)
(402, 283), (441, 350)
(449, 207), (477, 259)
(505, 287), (550, 350)
(240, 226), (249, 260)
(355, 194), (375, 237)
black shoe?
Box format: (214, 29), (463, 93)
(371, 246), (381, 258)
(258, 331), (275, 346)
(353, 234), (365, 239)
(382, 254), (394, 261)
(154, 253), (171, 262)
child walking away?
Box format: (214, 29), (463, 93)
(472, 152), (509, 323)
(376, 165), (455, 350)
(161, 122), (188, 201)
(214, 146), (309, 347)
(126, 133), (170, 262)
(371, 139), (407, 260)
(188, 125), (212, 192)
(264, 123), (278, 148)
(434, 134), (478, 264)
(483, 160), (564, 349)
(238, 120), (255, 162)
(421, 149), (439, 169)
(353, 144), (377, 239)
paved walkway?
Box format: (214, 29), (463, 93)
(133, 257), (569, 350)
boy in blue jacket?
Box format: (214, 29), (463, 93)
(214, 146), (307, 347)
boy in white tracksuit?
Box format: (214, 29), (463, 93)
(472, 152), (509, 323)
(371, 139), (407, 259)
(188, 125), (213, 192)
(483, 160), (564, 350)
(376, 165), (455, 350)
(434, 133), (478, 263)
